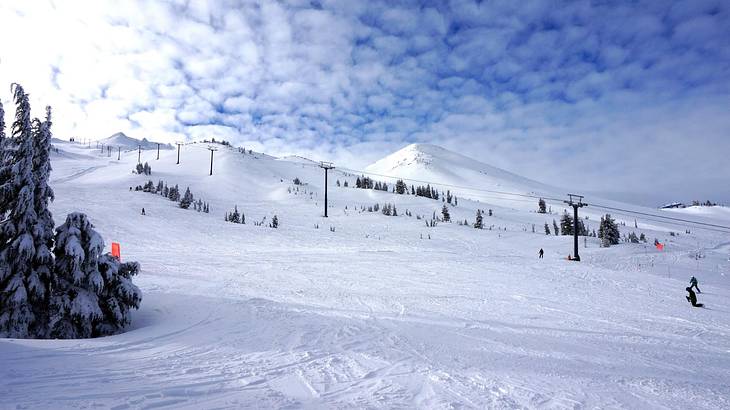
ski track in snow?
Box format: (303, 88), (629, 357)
(2, 142), (730, 409)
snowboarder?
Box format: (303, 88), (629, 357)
(685, 287), (704, 308)
(539, 248), (544, 259)
(689, 276), (701, 293)
(141, 207), (146, 215)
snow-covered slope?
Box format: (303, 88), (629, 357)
(365, 143), (557, 197)
(2, 140), (730, 409)
(663, 205), (730, 222)
(98, 132), (174, 150)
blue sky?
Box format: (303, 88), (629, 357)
(1, 0), (728, 204)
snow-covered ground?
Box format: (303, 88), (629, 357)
(2, 141), (730, 409)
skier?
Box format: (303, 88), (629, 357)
(141, 207), (146, 215)
(538, 248), (544, 259)
(685, 287), (704, 308)
(689, 276), (701, 293)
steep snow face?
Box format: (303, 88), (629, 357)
(365, 143), (557, 199)
(98, 132), (173, 151)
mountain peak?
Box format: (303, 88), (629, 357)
(366, 142), (553, 195)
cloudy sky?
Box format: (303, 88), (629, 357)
(1, 0), (728, 204)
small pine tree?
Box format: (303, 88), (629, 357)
(598, 214), (620, 246)
(229, 206), (241, 223)
(441, 204), (451, 222)
(179, 187), (194, 209)
(51, 213), (142, 338)
(560, 211), (574, 236)
(271, 215), (279, 228)
(544, 223), (551, 235)
(553, 219), (559, 236)
(474, 210), (483, 229)
(538, 198), (546, 213)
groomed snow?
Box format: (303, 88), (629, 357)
(1, 141), (729, 409)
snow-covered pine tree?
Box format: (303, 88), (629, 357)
(553, 219), (559, 236)
(0, 85), (51, 338)
(560, 211), (574, 235)
(50, 213), (142, 338)
(441, 204), (451, 222)
(271, 215), (279, 228)
(544, 222), (551, 235)
(179, 187), (194, 209)
(30, 106), (56, 332)
(395, 179), (406, 194)
(474, 209), (483, 229)
(229, 206), (241, 223)
(598, 214), (620, 246)
(538, 198), (546, 213)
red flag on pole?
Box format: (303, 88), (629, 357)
(655, 242), (664, 251)
(111, 242), (121, 260)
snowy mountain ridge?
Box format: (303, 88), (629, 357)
(365, 143), (558, 199)
(98, 132), (174, 151)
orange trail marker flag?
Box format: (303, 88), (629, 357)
(111, 242), (121, 260)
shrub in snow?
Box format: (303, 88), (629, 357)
(50, 212), (142, 338)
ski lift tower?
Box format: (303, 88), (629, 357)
(564, 194), (587, 261)
(207, 146), (217, 176)
(175, 141), (184, 165)
(320, 161), (335, 217)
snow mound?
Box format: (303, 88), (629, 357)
(98, 132), (173, 151)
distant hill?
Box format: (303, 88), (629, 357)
(98, 132), (173, 151)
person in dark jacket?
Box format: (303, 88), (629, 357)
(538, 248), (544, 259)
(689, 276), (701, 293)
(686, 287), (704, 307)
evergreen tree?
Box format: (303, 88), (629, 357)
(0, 85), (49, 338)
(560, 211), (574, 236)
(395, 179), (406, 194)
(30, 106), (56, 331)
(229, 206), (241, 223)
(50, 213), (142, 338)
(179, 187), (194, 209)
(598, 214), (621, 246)
(544, 223), (551, 235)
(271, 215), (279, 228)
(538, 198), (546, 213)
(474, 210), (483, 229)
(552, 219), (559, 236)
(441, 204), (451, 222)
